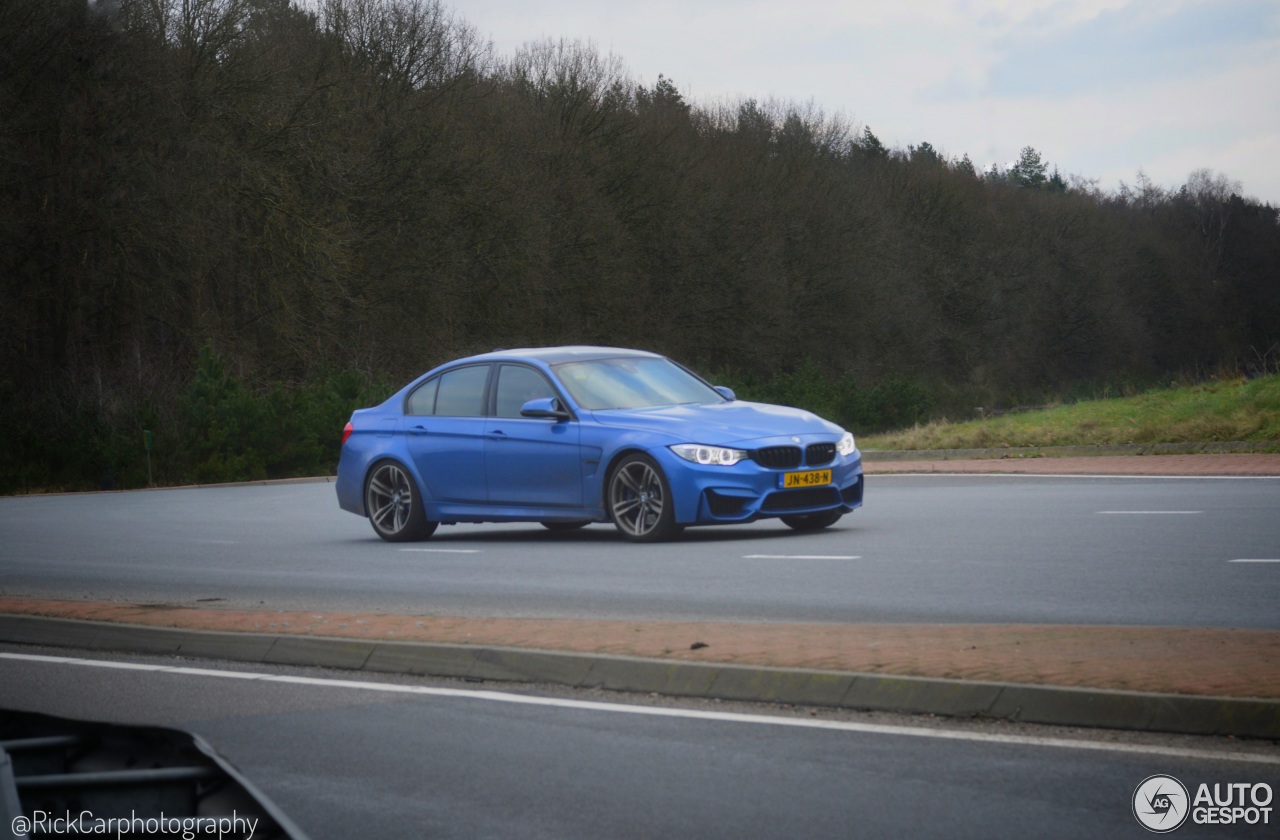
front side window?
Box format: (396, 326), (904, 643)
(495, 365), (558, 418)
(434, 365), (490, 417)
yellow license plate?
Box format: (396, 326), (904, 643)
(782, 469), (832, 488)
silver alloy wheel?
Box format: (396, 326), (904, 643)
(609, 458), (666, 538)
(367, 462), (414, 537)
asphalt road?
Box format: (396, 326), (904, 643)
(1, 475), (1277, 628)
(2, 646), (1277, 840)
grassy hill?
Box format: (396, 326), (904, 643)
(860, 375), (1280, 451)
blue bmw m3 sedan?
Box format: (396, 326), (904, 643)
(336, 346), (864, 542)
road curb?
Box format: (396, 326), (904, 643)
(3, 615), (1276, 740)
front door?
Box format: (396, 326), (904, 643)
(484, 364), (583, 507)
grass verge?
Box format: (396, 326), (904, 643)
(860, 375), (1280, 451)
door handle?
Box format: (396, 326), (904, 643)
(488, 430), (508, 441)
(408, 425), (429, 435)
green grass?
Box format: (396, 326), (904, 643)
(860, 374), (1280, 451)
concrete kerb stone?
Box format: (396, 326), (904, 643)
(989, 683), (1280, 737)
(989, 683), (1161, 731)
(8, 475), (337, 499)
(841, 673), (1005, 717)
(1146, 695), (1280, 739)
(363, 641), (483, 679)
(709, 665), (856, 707)
(583, 654), (721, 696)
(3, 614), (1279, 740)
(175, 631), (277, 662)
(469, 646), (598, 685)
(0, 616), (185, 657)
(263, 635), (377, 670)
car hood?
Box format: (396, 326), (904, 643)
(586, 400), (842, 445)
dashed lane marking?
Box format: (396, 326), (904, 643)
(1096, 510), (1203, 515)
(743, 555), (861, 560)
(398, 548), (483, 554)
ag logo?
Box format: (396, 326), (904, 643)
(1134, 775), (1190, 833)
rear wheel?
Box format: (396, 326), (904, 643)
(608, 454), (683, 542)
(365, 461), (437, 542)
(780, 510), (844, 531)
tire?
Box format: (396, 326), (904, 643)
(541, 521), (591, 532)
(365, 461), (437, 542)
(608, 454), (683, 542)
(780, 510), (844, 531)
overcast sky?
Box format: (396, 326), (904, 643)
(451, 0), (1280, 205)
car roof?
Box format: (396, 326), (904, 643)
(457, 346), (664, 366)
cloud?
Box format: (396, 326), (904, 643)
(450, 0), (1280, 203)
(982, 0), (1280, 97)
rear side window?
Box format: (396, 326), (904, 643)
(434, 365), (490, 417)
(494, 365), (557, 418)
(406, 377), (438, 416)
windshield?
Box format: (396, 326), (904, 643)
(553, 357), (725, 410)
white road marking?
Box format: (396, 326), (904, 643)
(1, 652), (1275, 765)
(398, 548), (482, 554)
(1096, 510), (1203, 515)
(1230, 559), (1280, 563)
(743, 555), (861, 560)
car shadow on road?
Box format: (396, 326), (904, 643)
(416, 522), (855, 546)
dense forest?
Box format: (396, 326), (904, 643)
(3, 0), (1279, 492)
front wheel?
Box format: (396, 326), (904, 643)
(608, 454), (683, 542)
(780, 510), (844, 531)
(365, 461), (437, 542)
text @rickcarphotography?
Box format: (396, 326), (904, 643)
(10, 810), (260, 840)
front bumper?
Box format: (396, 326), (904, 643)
(653, 443), (865, 525)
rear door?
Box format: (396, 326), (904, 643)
(404, 364), (491, 504)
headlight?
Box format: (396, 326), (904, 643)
(837, 431), (857, 457)
(670, 444), (748, 466)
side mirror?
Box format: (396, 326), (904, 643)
(520, 397), (571, 421)
(714, 386), (736, 401)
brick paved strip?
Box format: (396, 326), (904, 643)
(1, 597), (1276, 700)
